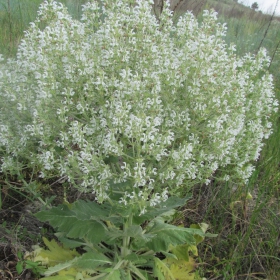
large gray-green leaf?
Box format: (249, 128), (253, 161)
(124, 252), (153, 266)
(107, 225), (143, 241)
(44, 258), (76, 276)
(133, 196), (191, 225)
(153, 257), (175, 280)
(146, 221), (203, 252)
(35, 205), (107, 243)
(55, 235), (86, 249)
(74, 252), (111, 270)
(106, 269), (122, 280)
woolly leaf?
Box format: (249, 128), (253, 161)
(170, 244), (198, 262)
(163, 257), (196, 280)
(124, 253), (151, 266)
(71, 200), (111, 220)
(32, 238), (80, 267)
(56, 236), (86, 249)
(190, 223), (217, 245)
(59, 269), (85, 278)
(133, 196), (191, 225)
(43, 267), (90, 280)
(35, 206), (107, 243)
(146, 221), (203, 252)
(74, 252), (111, 270)
(42, 276), (75, 280)
(107, 225), (143, 241)
(68, 220), (106, 244)
(153, 257), (175, 280)
(44, 260), (76, 276)
(106, 269), (122, 280)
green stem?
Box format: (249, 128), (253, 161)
(114, 259), (125, 270)
(121, 209), (133, 258)
(129, 263), (148, 280)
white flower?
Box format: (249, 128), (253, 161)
(0, 0), (277, 203)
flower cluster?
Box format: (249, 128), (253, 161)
(0, 0), (277, 206)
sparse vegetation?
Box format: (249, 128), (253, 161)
(0, 0), (279, 279)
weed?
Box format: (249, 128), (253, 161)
(0, 1), (280, 279)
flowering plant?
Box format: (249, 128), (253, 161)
(0, 0), (277, 209)
(0, 0), (277, 278)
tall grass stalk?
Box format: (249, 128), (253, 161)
(257, 0), (279, 51)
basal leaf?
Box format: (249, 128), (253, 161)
(133, 196), (191, 225)
(153, 257), (175, 280)
(35, 206), (107, 243)
(35, 238), (80, 267)
(170, 244), (197, 262)
(106, 269), (122, 280)
(43, 260), (76, 276)
(107, 225), (143, 242)
(146, 222), (202, 252)
(35, 205), (75, 226)
(160, 195), (192, 209)
(124, 252), (150, 265)
(131, 231), (157, 251)
(74, 251), (111, 270)
(196, 223), (209, 233)
(56, 236), (86, 249)
(190, 223), (217, 245)
(43, 267), (91, 280)
(163, 257), (196, 280)
(42, 276), (75, 280)
(161, 251), (178, 260)
(71, 200), (111, 220)
(59, 268), (90, 280)
(67, 220), (106, 244)
(126, 225), (143, 237)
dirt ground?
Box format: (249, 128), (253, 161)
(0, 186), (54, 280)
(0, 181), (81, 280)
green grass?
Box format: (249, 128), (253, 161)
(173, 2), (280, 277)
(173, 1), (280, 278)
(0, 0), (279, 279)
(0, 0), (88, 56)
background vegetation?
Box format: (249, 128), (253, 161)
(0, 0), (279, 279)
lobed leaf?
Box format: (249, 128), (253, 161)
(71, 200), (112, 221)
(74, 252), (112, 270)
(146, 221), (203, 252)
(170, 244), (197, 262)
(153, 257), (175, 280)
(124, 253), (149, 266)
(44, 260), (76, 277)
(163, 257), (196, 280)
(133, 196), (191, 225)
(34, 238), (80, 267)
(35, 204), (107, 244)
(107, 225), (143, 242)
(106, 269), (122, 280)
(42, 276), (75, 280)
